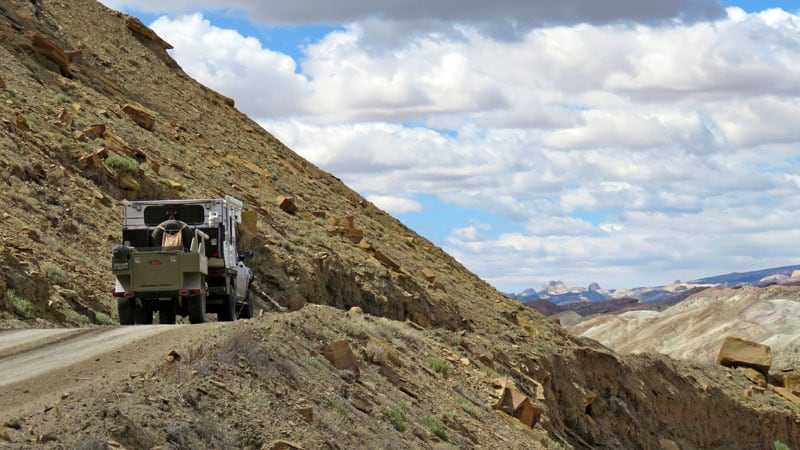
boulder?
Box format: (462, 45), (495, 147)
(264, 441), (304, 450)
(277, 196), (298, 214)
(717, 336), (772, 375)
(344, 227), (364, 244)
(374, 250), (401, 272)
(27, 32), (72, 76)
(782, 369), (800, 393)
(420, 268), (436, 283)
(56, 108), (73, 128)
(15, 115), (32, 133)
(79, 148), (109, 168)
(118, 172), (140, 191)
(81, 124), (106, 140)
(103, 130), (134, 157)
(659, 439), (680, 450)
(323, 340), (360, 381)
(149, 160), (161, 174)
(773, 386), (800, 404)
(328, 215), (366, 244)
(493, 386), (542, 428)
(0, 75), (5, 90)
(121, 103), (156, 130)
(736, 367), (766, 387)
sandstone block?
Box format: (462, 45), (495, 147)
(103, 130), (134, 157)
(79, 148), (108, 168)
(659, 439), (680, 450)
(277, 196), (298, 214)
(265, 441), (304, 450)
(149, 160), (160, 174)
(27, 32), (71, 76)
(121, 103), (156, 130)
(717, 336), (772, 375)
(344, 227), (364, 244)
(736, 367), (766, 387)
(118, 172), (140, 191)
(493, 386), (541, 428)
(782, 369), (800, 393)
(56, 108), (73, 128)
(15, 115), (32, 132)
(374, 249), (401, 272)
(420, 268), (436, 283)
(324, 340), (360, 380)
(773, 386), (800, 404)
(82, 124), (106, 140)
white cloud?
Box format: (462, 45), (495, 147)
(150, 14), (309, 117)
(99, 4), (800, 290)
(366, 195), (423, 215)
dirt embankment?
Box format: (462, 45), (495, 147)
(2, 307), (799, 450)
(0, 323), (229, 423)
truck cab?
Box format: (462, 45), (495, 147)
(112, 195), (253, 324)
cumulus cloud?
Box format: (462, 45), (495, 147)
(99, 3), (800, 290)
(366, 195), (423, 214)
(150, 14), (309, 117)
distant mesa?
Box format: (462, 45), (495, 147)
(514, 264), (800, 308)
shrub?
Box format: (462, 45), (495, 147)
(385, 404), (408, 432)
(64, 309), (90, 325)
(305, 356), (321, 368)
(105, 155), (140, 176)
(426, 356), (451, 376)
(43, 262), (69, 285)
(94, 311), (115, 325)
(9, 289), (34, 319)
(422, 415), (448, 441)
(773, 441), (790, 450)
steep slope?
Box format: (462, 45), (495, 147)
(0, 1), (799, 448)
(570, 285), (800, 369)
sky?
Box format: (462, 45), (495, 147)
(98, 0), (800, 292)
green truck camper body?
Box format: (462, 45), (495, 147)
(112, 196), (253, 325)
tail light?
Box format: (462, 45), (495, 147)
(179, 289), (203, 296)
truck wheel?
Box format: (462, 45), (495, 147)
(159, 307), (177, 325)
(188, 293), (206, 324)
(219, 291), (236, 322)
(117, 298), (134, 325)
(240, 289), (254, 319)
(133, 302), (153, 325)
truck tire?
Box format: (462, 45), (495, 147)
(188, 293), (206, 324)
(219, 291), (236, 322)
(240, 289), (254, 319)
(117, 298), (134, 325)
(159, 306), (177, 325)
(133, 302), (153, 325)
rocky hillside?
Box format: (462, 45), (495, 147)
(1, 1), (799, 448)
(570, 285), (800, 370)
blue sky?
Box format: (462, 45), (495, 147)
(100, 0), (800, 293)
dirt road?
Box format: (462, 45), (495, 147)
(0, 323), (229, 422)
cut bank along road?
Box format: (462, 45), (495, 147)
(0, 323), (230, 420)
